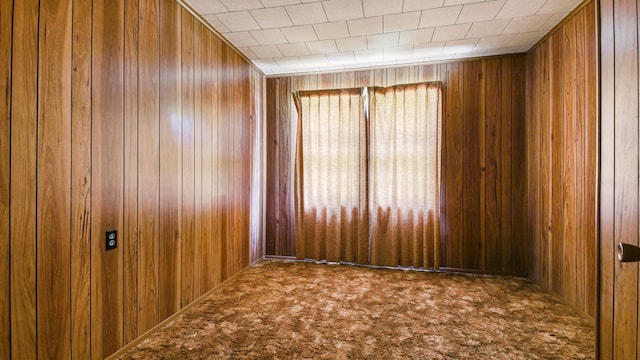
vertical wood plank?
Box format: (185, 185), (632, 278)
(123, 0), (139, 344)
(562, 16), (577, 308)
(444, 63), (464, 269)
(200, 29), (214, 294)
(193, 21), (203, 298)
(210, 35), (221, 288)
(266, 78), (278, 256)
(70, 0), (92, 357)
(484, 58), (501, 273)
(0, 0), (11, 357)
(37, 0), (72, 357)
(462, 61), (482, 270)
(91, 0), (125, 357)
(218, 42), (229, 282)
(539, 42), (551, 288)
(550, 31), (565, 295)
(599, 0), (615, 355)
(511, 55), (527, 276)
(180, 8), (195, 308)
(583, 0), (597, 319)
(574, 9), (586, 311)
(137, 0), (160, 335)
(159, 0), (182, 321)
(500, 57), (513, 275)
(10, 1), (39, 357)
(613, 0), (639, 357)
(278, 77), (292, 256)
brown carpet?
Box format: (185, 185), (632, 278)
(117, 260), (595, 359)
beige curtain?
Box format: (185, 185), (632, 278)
(369, 83), (442, 267)
(293, 89), (369, 263)
(293, 82), (441, 268)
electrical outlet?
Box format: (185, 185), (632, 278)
(106, 230), (117, 251)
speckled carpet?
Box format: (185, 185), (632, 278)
(117, 260), (595, 359)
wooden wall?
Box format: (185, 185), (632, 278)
(0, 0), (264, 358)
(266, 57), (528, 275)
(599, 0), (640, 357)
(525, 1), (597, 319)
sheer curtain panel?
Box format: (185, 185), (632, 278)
(369, 83), (442, 267)
(293, 83), (442, 268)
(293, 89), (369, 263)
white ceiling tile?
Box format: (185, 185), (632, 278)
(281, 25), (318, 42)
(454, 49), (486, 58)
(431, 23), (471, 42)
(442, 37), (479, 54)
(251, 45), (284, 58)
(363, 0), (404, 17)
(457, 1), (505, 24)
(384, 12), (421, 33)
(314, 21), (350, 40)
(467, 18), (510, 37)
(419, 6), (462, 28)
(285, 3), (328, 25)
(322, 0), (364, 21)
(348, 16), (383, 37)
(224, 32), (259, 47)
(404, 0), (444, 11)
(276, 56), (304, 67)
(300, 54), (329, 66)
(483, 46), (518, 56)
(220, 0), (264, 11)
(496, 0), (546, 19)
(367, 32), (399, 49)
(260, 0), (301, 6)
(239, 47), (258, 59)
(383, 45), (414, 60)
(355, 48), (383, 62)
(537, 0), (582, 14)
(475, 34), (515, 49)
(306, 39), (338, 54)
(250, 28), (289, 44)
(215, 11), (261, 31)
(278, 43), (309, 56)
(412, 42), (445, 57)
(252, 58), (278, 67)
(399, 28), (435, 45)
(327, 51), (356, 64)
(336, 36), (368, 51)
(203, 14), (231, 32)
(185, 0), (228, 14)
(277, 43), (311, 56)
(508, 30), (546, 48)
(540, 12), (568, 31)
(250, 7), (294, 29)
(503, 14), (552, 34)
(444, 0), (484, 6)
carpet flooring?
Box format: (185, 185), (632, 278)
(117, 260), (595, 359)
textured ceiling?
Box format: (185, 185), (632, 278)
(183, 0), (582, 75)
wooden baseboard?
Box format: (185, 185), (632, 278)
(106, 257), (266, 359)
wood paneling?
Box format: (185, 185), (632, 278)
(70, 0), (93, 357)
(525, 1), (597, 319)
(597, 0), (640, 356)
(91, 0), (125, 356)
(138, 0), (160, 335)
(0, 0), (11, 357)
(266, 57), (528, 275)
(10, 1), (39, 358)
(0, 0), (265, 358)
(124, 0), (140, 345)
(37, 0), (73, 358)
